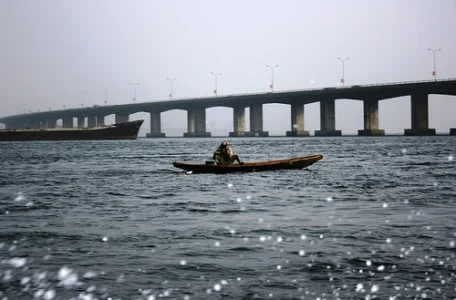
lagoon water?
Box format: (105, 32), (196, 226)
(0, 136), (455, 299)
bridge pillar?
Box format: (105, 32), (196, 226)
(315, 99), (342, 136)
(62, 118), (73, 128)
(358, 100), (385, 136)
(404, 93), (435, 136)
(47, 120), (57, 128)
(115, 114), (129, 124)
(229, 106), (246, 137)
(146, 112), (166, 138)
(77, 117), (85, 128)
(245, 104), (269, 137)
(450, 128), (456, 135)
(97, 116), (105, 126)
(184, 108), (211, 137)
(28, 122), (40, 129)
(286, 103), (309, 137)
(88, 116), (97, 128)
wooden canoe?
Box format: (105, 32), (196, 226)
(173, 154), (323, 174)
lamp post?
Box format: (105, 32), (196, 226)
(78, 90), (88, 107)
(266, 64), (279, 92)
(210, 72), (222, 96)
(130, 82), (140, 102)
(428, 48), (441, 81)
(60, 93), (70, 109)
(166, 77), (176, 99)
(102, 85), (108, 105)
(337, 57), (349, 86)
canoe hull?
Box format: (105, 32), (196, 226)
(173, 154), (323, 174)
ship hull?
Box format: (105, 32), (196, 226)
(0, 120), (144, 141)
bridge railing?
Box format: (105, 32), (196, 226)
(3, 77), (456, 119)
(135, 77), (456, 104)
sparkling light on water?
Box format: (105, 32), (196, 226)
(8, 257), (27, 268)
(14, 192), (25, 202)
(356, 283), (364, 292)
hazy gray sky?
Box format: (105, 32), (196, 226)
(1, 0), (455, 135)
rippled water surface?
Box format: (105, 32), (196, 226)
(1, 136), (455, 299)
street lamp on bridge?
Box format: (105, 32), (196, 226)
(60, 94), (70, 110)
(78, 90), (88, 107)
(266, 64), (279, 92)
(428, 48), (441, 81)
(210, 72), (222, 97)
(130, 82), (140, 103)
(102, 85), (108, 105)
(166, 77), (176, 99)
(337, 57), (349, 86)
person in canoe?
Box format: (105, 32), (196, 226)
(213, 140), (244, 165)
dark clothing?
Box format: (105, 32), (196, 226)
(213, 144), (242, 164)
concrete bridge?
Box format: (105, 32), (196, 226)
(1, 78), (456, 137)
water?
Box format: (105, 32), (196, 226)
(0, 137), (455, 300)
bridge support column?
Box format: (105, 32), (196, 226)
(115, 114), (129, 124)
(358, 100), (385, 136)
(97, 116), (105, 126)
(245, 104), (269, 137)
(77, 117), (85, 128)
(315, 99), (342, 136)
(229, 106), (246, 137)
(184, 108), (211, 137)
(62, 118), (73, 128)
(47, 120), (57, 128)
(28, 122), (41, 129)
(404, 94), (435, 136)
(450, 129), (456, 135)
(88, 116), (97, 128)
(146, 112), (166, 138)
(286, 103), (309, 137)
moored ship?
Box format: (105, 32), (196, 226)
(0, 120), (144, 141)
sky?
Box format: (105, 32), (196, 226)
(0, 0), (455, 135)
